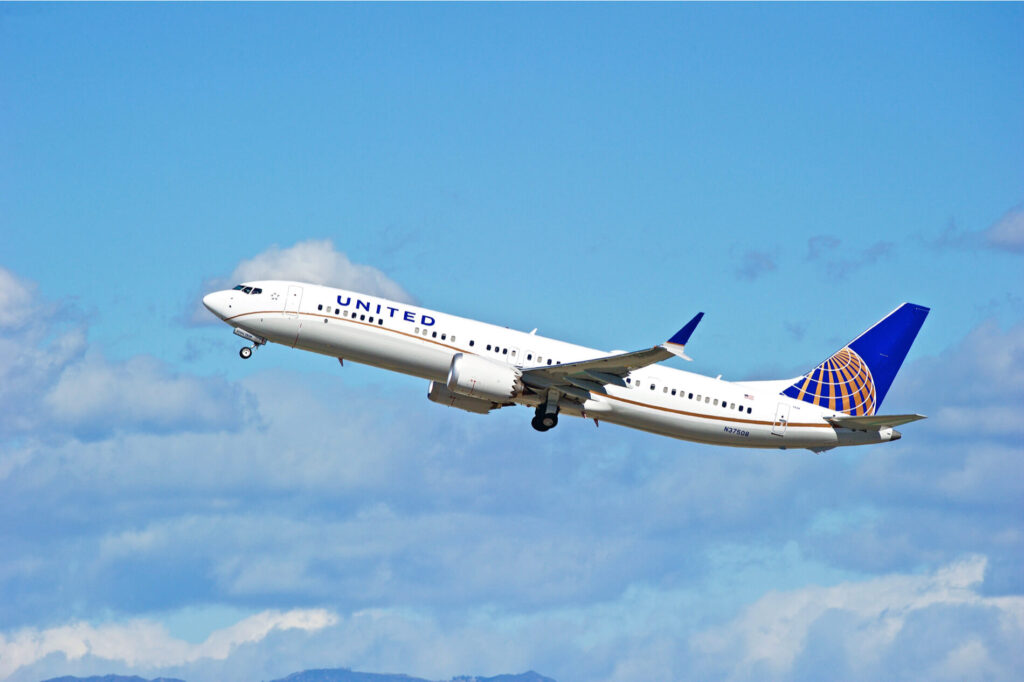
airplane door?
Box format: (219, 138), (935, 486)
(772, 402), (790, 436)
(285, 285), (303, 317)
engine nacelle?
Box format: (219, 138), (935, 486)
(446, 352), (523, 403)
(427, 381), (496, 414)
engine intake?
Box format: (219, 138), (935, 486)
(446, 353), (523, 403)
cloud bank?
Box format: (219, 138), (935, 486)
(2, 266), (1022, 682)
(6, 559), (1022, 682)
(0, 609), (336, 680)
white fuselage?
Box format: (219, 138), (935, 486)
(203, 281), (898, 450)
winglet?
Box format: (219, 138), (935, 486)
(663, 312), (704, 361)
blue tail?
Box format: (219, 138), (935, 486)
(782, 303), (930, 415)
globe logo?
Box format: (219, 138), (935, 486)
(786, 347), (876, 416)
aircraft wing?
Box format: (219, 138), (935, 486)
(825, 414), (926, 431)
(520, 313), (703, 402)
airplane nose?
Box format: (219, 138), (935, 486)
(203, 292), (226, 319)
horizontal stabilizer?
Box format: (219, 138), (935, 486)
(826, 414), (926, 431)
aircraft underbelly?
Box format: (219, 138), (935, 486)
(294, 318), (452, 381)
(598, 395), (838, 449)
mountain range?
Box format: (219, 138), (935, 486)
(41, 669), (557, 682)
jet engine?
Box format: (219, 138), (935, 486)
(427, 381), (496, 414)
(446, 353), (523, 403)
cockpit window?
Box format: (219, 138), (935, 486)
(233, 285), (245, 290)
(243, 286), (253, 294)
(252, 288), (262, 294)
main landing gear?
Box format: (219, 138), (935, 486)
(532, 406), (558, 432)
(531, 390), (560, 432)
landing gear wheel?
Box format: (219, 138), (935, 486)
(532, 405), (559, 432)
(239, 346), (253, 359)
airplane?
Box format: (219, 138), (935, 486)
(202, 281), (929, 452)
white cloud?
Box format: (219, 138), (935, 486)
(984, 206), (1024, 253)
(44, 353), (252, 436)
(0, 609), (337, 680)
(934, 405), (1024, 437)
(690, 556), (1024, 680)
(0, 268), (39, 329)
(894, 319), (1024, 433)
(230, 239), (412, 302)
(192, 240), (413, 324)
(0, 267), (253, 440)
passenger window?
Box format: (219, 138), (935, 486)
(502, 348), (508, 355)
(730, 403), (735, 409)
(626, 378), (631, 384)
(688, 393), (693, 399)
(487, 344), (492, 351)
(714, 399), (719, 406)
(378, 319), (383, 325)
(369, 317), (374, 323)
(334, 308), (339, 314)
(747, 407), (752, 414)
(442, 334), (446, 340)
(415, 327), (420, 334)
(451, 336), (456, 342)
(470, 340), (475, 347)
(706, 397), (710, 403)
(696, 395), (701, 401)
(318, 304), (323, 311)
(527, 354), (532, 360)
(432, 331), (437, 338)
(663, 387), (668, 393)
(671, 389), (676, 396)
(360, 314), (366, 321)
(650, 384), (655, 390)
(547, 359), (552, 365)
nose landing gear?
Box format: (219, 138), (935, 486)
(233, 328), (266, 360)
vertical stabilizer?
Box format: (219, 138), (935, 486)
(782, 303), (929, 415)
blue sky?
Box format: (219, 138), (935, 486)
(1, 4), (1022, 681)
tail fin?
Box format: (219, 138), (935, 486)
(782, 303), (929, 415)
